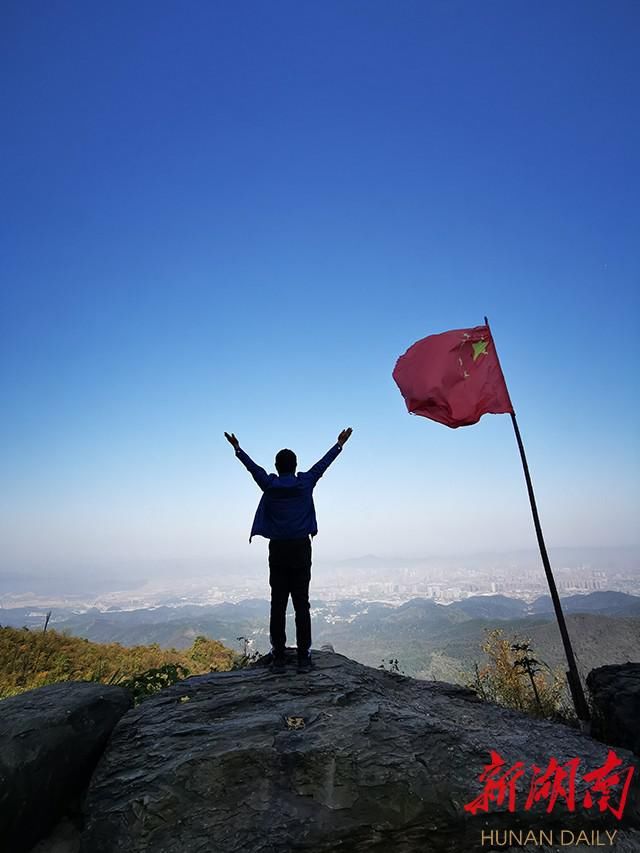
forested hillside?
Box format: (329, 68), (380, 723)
(0, 627), (236, 699)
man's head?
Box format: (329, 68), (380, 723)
(275, 448), (297, 475)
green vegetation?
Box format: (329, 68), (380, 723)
(469, 628), (573, 722)
(117, 663), (192, 704)
(0, 626), (236, 700)
(379, 658), (405, 674)
(231, 635), (262, 669)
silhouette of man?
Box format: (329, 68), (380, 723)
(225, 428), (352, 673)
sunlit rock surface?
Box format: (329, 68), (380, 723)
(79, 650), (640, 853)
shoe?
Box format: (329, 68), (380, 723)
(270, 653), (286, 674)
(296, 653), (313, 674)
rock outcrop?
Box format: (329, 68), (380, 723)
(588, 662), (640, 757)
(0, 681), (132, 853)
(79, 650), (640, 853)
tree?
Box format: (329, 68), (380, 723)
(470, 629), (572, 721)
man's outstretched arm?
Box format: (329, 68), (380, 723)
(305, 427), (353, 486)
(224, 432), (271, 491)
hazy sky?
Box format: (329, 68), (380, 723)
(1, 2), (638, 580)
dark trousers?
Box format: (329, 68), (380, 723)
(268, 537), (312, 657)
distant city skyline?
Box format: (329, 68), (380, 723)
(2, 3), (638, 581)
(2, 545), (638, 604)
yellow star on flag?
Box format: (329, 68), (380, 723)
(472, 339), (489, 361)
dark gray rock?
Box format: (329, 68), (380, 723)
(587, 662), (640, 756)
(29, 816), (80, 853)
(80, 650), (640, 853)
(0, 681), (132, 853)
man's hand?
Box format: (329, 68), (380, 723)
(224, 432), (240, 451)
(338, 427), (353, 447)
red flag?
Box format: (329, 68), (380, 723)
(393, 325), (513, 428)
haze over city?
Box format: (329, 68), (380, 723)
(2, 2), (638, 600)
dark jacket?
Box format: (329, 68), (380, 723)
(236, 443), (342, 541)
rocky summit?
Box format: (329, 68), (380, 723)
(588, 662), (640, 758)
(77, 649), (640, 853)
(0, 681), (132, 853)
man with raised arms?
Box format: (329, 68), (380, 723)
(225, 428), (352, 673)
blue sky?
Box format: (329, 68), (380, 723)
(1, 1), (638, 579)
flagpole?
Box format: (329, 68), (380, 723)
(484, 316), (591, 726)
